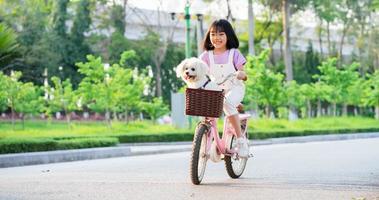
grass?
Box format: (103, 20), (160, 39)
(1, 117), (379, 154)
(0, 120), (189, 139)
(249, 116), (379, 132)
(1, 116), (379, 141)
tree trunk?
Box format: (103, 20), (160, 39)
(342, 103), (348, 116)
(317, 18), (324, 57)
(332, 102), (337, 116)
(248, 0), (255, 56)
(307, 100), (312, 118)
(327, 21), (331, 56)
(226, 0), (233, 21)
(105, 108), (111, 128)
(354, 107), (358, 116)
(11, 106), (15, 130)
(288, 106), (298, 121)
(282, 0), (293, 82)
(317, 99), (322, 117)
(265, 105), (271, 118)
(124, 106), (128, 123)
(155, 62), (162, 97)
(249, 102), (259, 119)
(339, 21), (350, 67)
(375, 106), (379, 120)
(22, 114), (25, 130)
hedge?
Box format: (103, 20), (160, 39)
(0, 137), (119, 154)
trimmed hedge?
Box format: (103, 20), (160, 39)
(115, 127), (379, 143)
(0, 137), (119, 154)
(1, 127), (379, 154)
(250, 127), (379, 139)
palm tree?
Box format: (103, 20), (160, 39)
(0, 23), (19, 71)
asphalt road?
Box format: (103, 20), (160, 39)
(0, 138), (378, 200)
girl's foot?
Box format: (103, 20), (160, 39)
(236, 137), (249, 158)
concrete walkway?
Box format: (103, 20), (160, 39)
(1, 132), (378, 168)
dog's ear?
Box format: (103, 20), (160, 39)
(175, 59), (187, 78)
(197, 59), (209, 76)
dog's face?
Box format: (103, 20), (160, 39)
(176, 58), (208, 84)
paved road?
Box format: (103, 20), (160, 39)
(0, 138), (378, 200)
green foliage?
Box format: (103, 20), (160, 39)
(0, 72), (8, 112)
(245, 50), (285, 116)
(70, 0), (92, 65)
(77, 51), (150, 123)
(140, 97), (169, 122)
(13, 82), (43, 118)
(108, 31), (131, 64)
(284, 80), (305, 109)
(0, 137), (118, 154)
(47, 77), (78, 124)
(364, 70), (379, 107)
(0, 23), (19, 70)
(314, 58), (360, 105)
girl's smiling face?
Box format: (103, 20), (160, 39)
(210, 28), (227, 50)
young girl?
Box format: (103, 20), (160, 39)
(199, 19), (249, 157)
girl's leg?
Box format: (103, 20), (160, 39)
(228, 114), (243, 138)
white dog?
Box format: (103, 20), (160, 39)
(176, 57), (221, 91)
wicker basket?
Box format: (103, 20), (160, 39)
(185, 88), (224, 118)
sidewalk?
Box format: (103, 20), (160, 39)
(1, 132), (378, 168)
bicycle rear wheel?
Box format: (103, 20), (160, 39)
(224, 120), (248, 178)
(190, 124), (208, 185)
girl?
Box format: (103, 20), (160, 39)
(199, 19), (249, 157)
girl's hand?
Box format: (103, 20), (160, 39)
(235, 71), (247, 81)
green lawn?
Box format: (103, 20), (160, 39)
(1, 116), (378, 140)
(0, 120), (189, 139)
(1, 117), (379, 154)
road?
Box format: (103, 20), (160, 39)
(0, 138), (378, 200)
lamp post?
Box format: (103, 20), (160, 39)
(185, 1), (191, 58)
(196, 13), (204, 56)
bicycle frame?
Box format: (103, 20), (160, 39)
(202, 113), (251, 157)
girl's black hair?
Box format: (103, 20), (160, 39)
(202, 19), (239, 51)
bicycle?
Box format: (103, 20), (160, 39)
(186, 73), (252, 185)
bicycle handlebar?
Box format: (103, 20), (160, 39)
(217, 72), (247, 85)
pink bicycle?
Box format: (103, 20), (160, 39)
(185, 76), (252, 185)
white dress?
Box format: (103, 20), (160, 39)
(208, 48), (245, 116)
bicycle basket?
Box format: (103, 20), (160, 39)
(185, 88), (224, 118)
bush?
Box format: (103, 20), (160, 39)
(0, 137), (119, 154)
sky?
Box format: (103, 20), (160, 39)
(125, 0), (318, 28)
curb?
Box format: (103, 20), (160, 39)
(1, 132), (378, 168)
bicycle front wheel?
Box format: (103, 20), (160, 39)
(224, 120), (248, 178)
(190, 124), (208, 185)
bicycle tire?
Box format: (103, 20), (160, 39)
(224, 120), (248, 178)
(190, 124), (209, 185)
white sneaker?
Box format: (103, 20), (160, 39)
(236, 137), (249, 158)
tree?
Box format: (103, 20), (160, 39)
(77, 51), (150, 127)
(311, 81), (333, 117)
(364, 70), (379, 119)
(314, 58), (360, 116)
(13, 82), (43, 129)
(0, 23), (19, 72)
(3, 71), (22, 129)
(129, 5), (180, 97)
(0, 72), (8, 112)
(248, 0), (255, 56)
(49, 77), (78, 127)
(284, 80), (305, 119)
(140, 97), (169, 123)
(312, 0), (339, 57)
(245, 50), (285, 118)
(70, 0), (92, 68)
